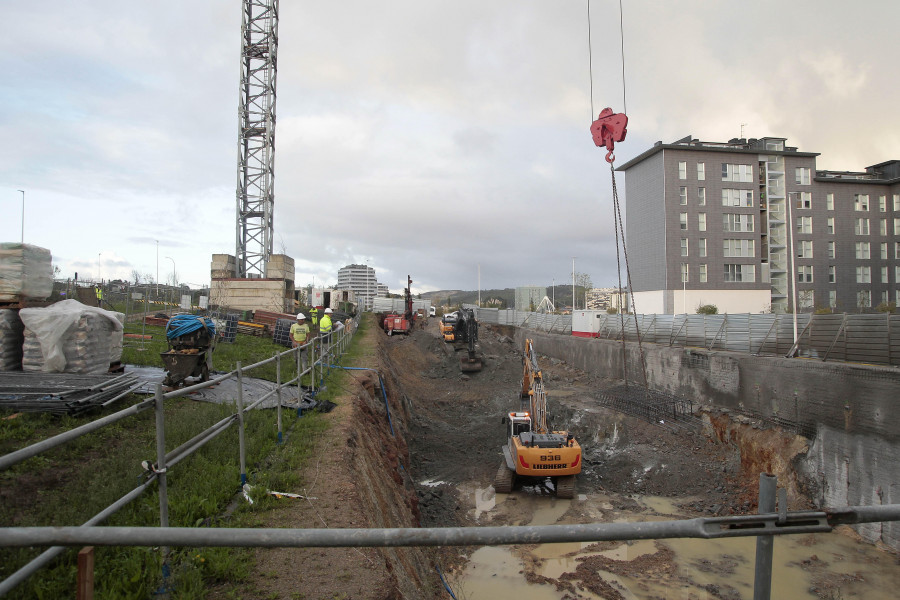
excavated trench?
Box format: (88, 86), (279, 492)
(369, 319), (900, 600)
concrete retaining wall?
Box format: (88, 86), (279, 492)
(512, 328), (900, 550)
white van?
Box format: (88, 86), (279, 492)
(429, 306), (436, 317)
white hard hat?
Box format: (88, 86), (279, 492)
(296, 313), (306, 320)
(324, 308), (333, 314)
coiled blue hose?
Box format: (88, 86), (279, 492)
(165, 315), (216, 340)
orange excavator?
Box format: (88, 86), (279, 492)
(494, 339), (581, 498)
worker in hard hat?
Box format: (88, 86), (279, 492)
(290, 313), (311, 372)
(95, 285), (103, 307)
(309, 306), (319, 329)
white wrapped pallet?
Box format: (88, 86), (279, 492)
(0, 309), (24, 371)
(20, 300), (124, 374)
(0, 243), (53, 302)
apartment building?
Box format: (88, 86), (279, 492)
(618, 135), (900, 314)
(336, 264), (382, 311)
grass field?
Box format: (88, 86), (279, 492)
(0, 316), (366, 599)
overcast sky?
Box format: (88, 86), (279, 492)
(2, 1), (898, 294)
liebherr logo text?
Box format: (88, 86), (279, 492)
(533, 463), (567, 469)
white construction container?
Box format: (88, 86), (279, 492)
(571, 310), (604, 338)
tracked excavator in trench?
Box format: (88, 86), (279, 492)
(494, 339), (581, 498)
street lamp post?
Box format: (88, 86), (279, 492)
(98, 253), (101, 283)
(16, 190), (24, 244)
(572, 257), (576, 312)
(156, 240), (160, 304)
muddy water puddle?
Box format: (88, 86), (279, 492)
(453, 492), (900, 599)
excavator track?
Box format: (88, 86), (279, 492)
(494, 462), (514, 493)
(556, 475), (576, 499)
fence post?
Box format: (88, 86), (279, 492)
(236, 361), (247, 486)
(753, 473), (777, 600)
(153, 384), (170, 581)
(276, 353), (283, 444)
(77, 546), (94, 600)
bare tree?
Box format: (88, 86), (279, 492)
(131, 269), (143, 285)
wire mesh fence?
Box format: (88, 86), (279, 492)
(475, 306), (900, 368)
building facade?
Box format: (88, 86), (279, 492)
(336, 264), (384, 311)
(619, 135), (900, 314)
(515, 286), (546, 311)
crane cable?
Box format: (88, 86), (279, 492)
(587, 0), (647, 389)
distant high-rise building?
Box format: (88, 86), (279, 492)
(337, 264), (380, 311)
(618, 135), (900, 314)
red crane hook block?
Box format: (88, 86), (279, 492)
(590, 108), (628, 163)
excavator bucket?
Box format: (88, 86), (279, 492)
(460, 355), (483, 372)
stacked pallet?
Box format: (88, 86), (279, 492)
(0, 309), (24, 371)
(20, 300), (124, 374)
(0, 243), (53, 303)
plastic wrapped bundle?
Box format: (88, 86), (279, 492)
(20, 300), (124, 374)
(0, 309), (24, 371)
(0, 243), (53, 302)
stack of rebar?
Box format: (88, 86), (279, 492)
(0, 372), (143, 415)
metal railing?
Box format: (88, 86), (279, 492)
(0, 315), (360, 596)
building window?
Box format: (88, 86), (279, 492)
(827, 241), (835, 258)
(797, 240), (813, 258)
(828, 265), (836, 283)
(722, 163), (753, 182)
(723, 239), (755, 257)
(883, 290), (890, 305)
(880, 196), (887, 212)
(855, 242), (870, 259)
(698, 213), (707, 231)
(723, 189), (753, 207)
(681, 263), (689, 283)
(882, 242), (889, 260)
(680, 238), (689, 256)
(882, 266), (889, 284)
(678, 161), (687, 180)
(799, 291), (815, 311)
(857, 290), (871, 308)
(791, 191), (812, 209)
(680, 213), (688, 230)
(796, 216), (812, 233)
(826, 217), (835, 234)
(698, 238), (707, 257)
(854, 194), (869, 211)
(895, 242), (900, 259)
(855, 218), (870, 235)
(795, 167), (811, 185)
(880, 219), (888, 236)
(896, 267), (900, 283)
(895, 218), (900, 235)
(699, 264), (707, 283)
(724, 264), (755, 282)
(723, 213), (754, 232)
(697, 162), (705, 181)
(698, 187), (706, 205)
(797, 265), (813, 283)
(894, 194), (900, 212)
(826, 193), (834, 210)
(856, 266), (871, 283)
(829, 290), (837, 308)
(679, 186), (688, 205)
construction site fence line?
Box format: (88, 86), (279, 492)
(2, 504), (899, 549)
(0, 314), (361, 596)
(472, 307), (900, 368)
